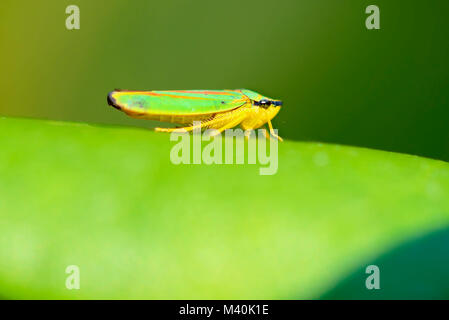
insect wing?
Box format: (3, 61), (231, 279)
(108, 90), (249, 116)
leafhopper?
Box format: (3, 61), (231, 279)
(107, 89), (283, 141)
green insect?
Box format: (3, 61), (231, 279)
(107, 89), (283, 141)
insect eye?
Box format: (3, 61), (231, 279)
(258, 99), (271, 107)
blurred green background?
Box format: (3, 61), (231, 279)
(1, 0), (448, 160)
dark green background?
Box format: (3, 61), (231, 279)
(1, 0), (448, 160)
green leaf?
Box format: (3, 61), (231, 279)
(0, 117), (448, 299)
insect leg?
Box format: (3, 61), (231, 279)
(242, 122), (272, 140)
(155, 120), (211, 133)
(267, 120), (283, 142)
(244, 130), (255, 140)
(261, 128), (271, 140)
(207, 113), (248, 137)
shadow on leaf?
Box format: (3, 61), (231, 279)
(321, 226), (449, 299)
